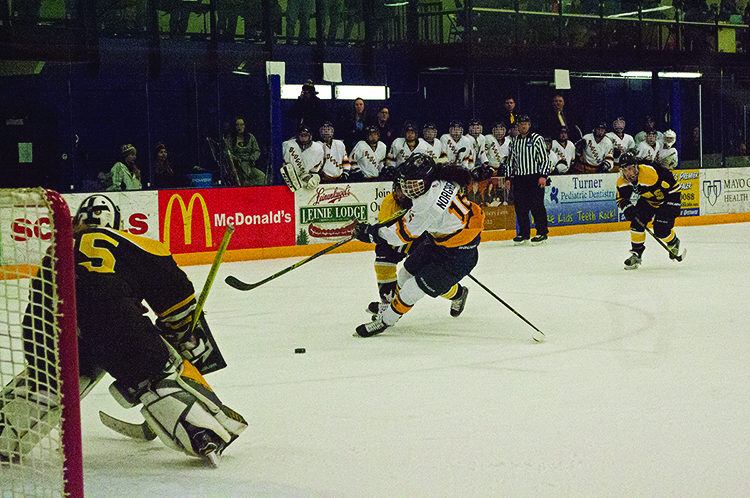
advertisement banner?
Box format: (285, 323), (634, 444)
(160, 187), (295, 253)
(672, 169), (700, 216)
(294, 182), (392, 244)
(700, 167), (750, 215)
(467, 177), (515, 231)
(63, 191), (159, 238)
(544, 174), (619, 226)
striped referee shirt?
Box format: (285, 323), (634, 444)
(507, 132), (550, 177)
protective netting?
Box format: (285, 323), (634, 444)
(0, 188), (66, 497)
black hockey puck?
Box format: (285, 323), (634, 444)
(294, 348), (306, 354)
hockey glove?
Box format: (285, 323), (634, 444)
(379, 166), (398, 181)
(471, 164), (494, 181)
(621, 204), (636, 222)
(352, 222), (385, 245)
(554, 159), (569, 174)
(663, 199), (682, 220)
(302, 172), (321, 189)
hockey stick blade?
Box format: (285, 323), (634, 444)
(99, 411), (157, 441)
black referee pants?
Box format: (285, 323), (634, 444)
(512, 174), (548, 239)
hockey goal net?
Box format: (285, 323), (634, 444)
(0, 188), (82, 497)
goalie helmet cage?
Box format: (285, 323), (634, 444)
(0, 189), (82, 497)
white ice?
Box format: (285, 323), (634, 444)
(80, 222), (750, 497)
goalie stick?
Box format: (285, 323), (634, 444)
(99, 411), (156, 441)
(467, 274), (546, 343)
(226, 209), (408, 291)
(100, 225), (235, 440)
(635, 217), (686, 262)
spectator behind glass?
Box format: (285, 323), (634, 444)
(288, 80), (327, 139)
(342, 97), (368, 152)
(151, 143), (190, 189)
(102, 144), (142, 191)
(371, 106), (394, 149)
(225, 117), (265, 186)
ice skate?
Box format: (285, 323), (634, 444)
(513, 236), (529, 245)
(531, 234), (548, 245)
(355, 315), (390, 337)
(624, 251), (642, 270)
(449, 285), (469, 317)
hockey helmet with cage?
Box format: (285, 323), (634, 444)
(75, 194), (121, 229)
(422, 122), (437, 141)
(664, 129), (676, 147)
(402, 121), (418, 137)
(396, 153), (438, 199)
(365, 125), (380, 144)
(468, 119), (483, 138)
(319, 121), (335, 142)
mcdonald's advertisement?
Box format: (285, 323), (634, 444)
(159, 187), (295, 254)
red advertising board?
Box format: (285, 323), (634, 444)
(159, 187), (295, 254)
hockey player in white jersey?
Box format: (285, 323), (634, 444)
(484, 121), (510, 175)
(606, 117), (636, 172)
(281, 124), (325, 191)
(440, 120), (474, 169)
(635, 129), (660, 164)
(550, 126), (575, 174)
(352, 153), (485, 337)
(415, 122), (448, 163)
(317, 121), (351, 182)
(656, 129), (679, 170)
(387, 121), (420, 169)
(576, 123), (615, 173)
(349, 125), (388, 180)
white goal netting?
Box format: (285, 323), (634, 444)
(0, 188), (81, 497)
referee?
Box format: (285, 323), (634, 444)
(504, 115), (550, 244)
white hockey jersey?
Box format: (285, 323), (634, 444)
(414, 138), (448, 164)
(606, 131), (636, 166)
(635, 141), (659, 163)
(283, 139), (324, 176)
(656, 145), (679, 170)
(466, 134), (488, 167)
(551, 139), (575, 174)
(440, 134), (474, 169)
(350, 140), (387, 179)
(387, 138), (420, 169)
(484, 135), (510, 170)
(318, 140), (350, 181)
(377, 180), (485, 249)
(580, 133), (615, 171)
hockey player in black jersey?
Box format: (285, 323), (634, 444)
(616, 153), (683, 269)
(1, 194), (246, 466)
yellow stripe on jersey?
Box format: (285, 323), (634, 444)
(158, 294), (195, 318)
(433, 197), (485, 248)
(112, 228), (172, 257)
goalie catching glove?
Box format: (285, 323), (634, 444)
(111, 346), (247, 466)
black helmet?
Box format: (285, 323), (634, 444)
(619, 152), (637, 166)
(396, 153), (438, 199)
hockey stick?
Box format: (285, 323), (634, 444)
(100, 225), (235, 440)
(226, 234), (356, 291)
(635, 217), (685, 262)
(99, 411), (156, 441)
(226, 209), (409, 291)
(467, 274), (546, 343)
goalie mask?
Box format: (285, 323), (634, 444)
(396, 153), (437, 199)
(75, 194), (122, 229)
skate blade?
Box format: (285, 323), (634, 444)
(205, 451), (221, 468)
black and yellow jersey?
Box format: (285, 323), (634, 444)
(616, 163), (680, 210)
(74, 227), (196, 328)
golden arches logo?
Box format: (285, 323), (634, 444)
(164, 193), (213, 249)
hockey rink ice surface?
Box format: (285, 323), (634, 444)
(79, 222), (750, 497)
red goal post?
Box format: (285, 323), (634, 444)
(0, 188), (82, 497)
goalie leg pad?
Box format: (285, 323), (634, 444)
(0, 376), (60, 459)
(281, 162), (303, 192)
(138, 348), (247, 459)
